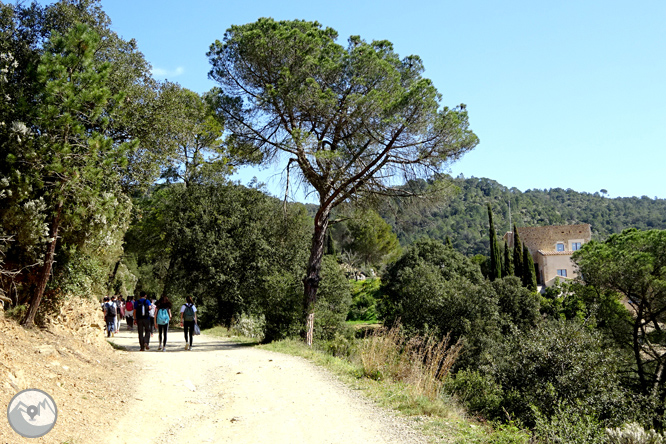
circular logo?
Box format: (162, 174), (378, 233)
(7, 389), (58, 438)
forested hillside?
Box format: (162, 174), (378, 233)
(383, 176), (666, 256)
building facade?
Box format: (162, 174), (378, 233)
(504, 224), (592, 288)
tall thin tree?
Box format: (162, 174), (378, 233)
(487, 203), (502, 281)
(513, 224), (524, 281)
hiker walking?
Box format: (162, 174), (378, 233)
(133, 291), (152, 351)
(103, 296), (117, 338)
(148, 299), (157, 337)
(155, 296), (172, 352)
(114, 295), (122, 334)
(125, 296), (134, 331)
(179, 296), (197, 350)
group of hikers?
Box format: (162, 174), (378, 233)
(101, 291), (199, 351)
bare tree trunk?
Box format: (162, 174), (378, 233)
(107, 257), (122, 296)
(23, 201), (63, 328)
(303, 204), (331, 346)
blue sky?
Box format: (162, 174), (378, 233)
(99, 0), (666, 201)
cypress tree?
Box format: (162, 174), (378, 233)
(522, 244), (538, 291)
(513, 224), (524, 280)
(446, 236), (453, 248)
(487, 203), (502, 281)
(502, 240), (513, 277)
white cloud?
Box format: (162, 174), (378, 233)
(151, 66), (185, 78)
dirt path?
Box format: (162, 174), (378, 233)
(106, 325), (427, 444)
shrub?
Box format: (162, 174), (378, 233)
(230, 313), (266, 340)
(313, 256), (352, 341)
(486, 319), (629, 427)
(445, 369), (503, 419)
(533, 402), (606, 444)
(606, 422), (666, 444)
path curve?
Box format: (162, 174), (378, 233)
(106, 327), (426, 444)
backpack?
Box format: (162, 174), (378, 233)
(183, 304), (195, 322)
(156, 308), (170, 325)
(105, 302), (116, 317)
(135, 298), (148, 319)
(125, 301), (133, 312)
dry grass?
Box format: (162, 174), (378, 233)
(359, 323), (463, 400)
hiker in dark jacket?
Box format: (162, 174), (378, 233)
(179, 296), (198, 350)
(103, 296), (116, 338)
(133, 291), (152, 351)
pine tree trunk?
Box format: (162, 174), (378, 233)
(303, 204), (330, 346)
(23, 201), (63, 328)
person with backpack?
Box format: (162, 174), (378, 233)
(148, 299), (157, 337)
(103, 296), (117, 338)
(179, 296), (198, 350)
(133, 291), (152, 351)
(125, 297), (134, 332)
(155, 296), (172, 352)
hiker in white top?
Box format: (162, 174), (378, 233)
(148, 299), (157, 337)
(179, 296), (198, 350)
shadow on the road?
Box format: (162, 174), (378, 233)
(108, 321), (259, 353)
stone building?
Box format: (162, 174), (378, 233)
(504, 224), (592, 288)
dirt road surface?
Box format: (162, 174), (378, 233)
(107, 327), (427, 444)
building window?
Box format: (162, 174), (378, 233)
(572, 242), (582, 251)
(557, 269), (567, 277)
(556, 243), (565, 252)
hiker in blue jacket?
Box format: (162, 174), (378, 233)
(133, 291), (152, 351)
(179, 296), (198, 350)
(155, 296), (172, 352)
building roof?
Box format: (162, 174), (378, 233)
(505, 224), (592, 252)
(537, 250), (574, 256)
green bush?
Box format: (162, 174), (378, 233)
(314, 256), (353, 341)
(321, 332), (357, 358)
(486, 319), (629, 427)
(347, 278), (381, 322)
(445, 369), (503, 419)
(533, 402), (606, 444)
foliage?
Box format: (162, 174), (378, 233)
(488, 203), (502, 281)
(313, 256), (353, 341)
(347, 278), (381, 322)
(483, 319), (629, 428)
(606, 422), (666, 444)
(521, 245), (537, 291)
(532, 402), (607, 444)
(381, 239), (539, 368)
(573, 229), (666, 422)
(340, 209), (401, 267)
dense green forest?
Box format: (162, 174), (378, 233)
(382, 175), (666, 256)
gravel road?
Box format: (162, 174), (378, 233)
(106, 328), (427, 444)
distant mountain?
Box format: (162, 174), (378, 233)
(381, 176), (666, 257)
